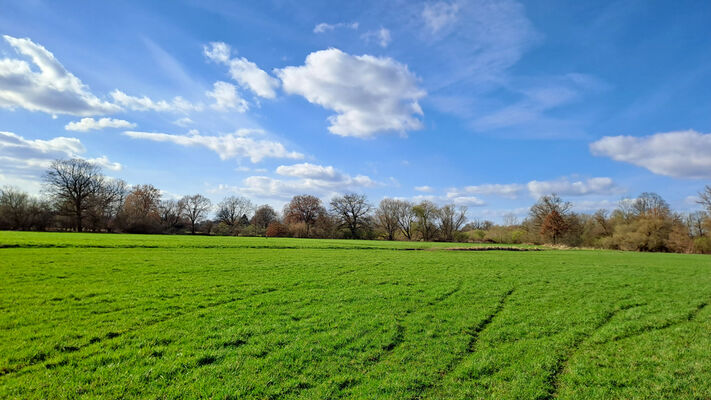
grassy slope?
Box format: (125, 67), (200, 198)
(0, 231), (709, 399)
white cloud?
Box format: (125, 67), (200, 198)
(110, 90), (202, 113)
(422, 1), (460, 33)
(277, 48), (425, 138)
(231, 164), (376, 200)
(206, 81), (248, 112)
(527, 177), (623, 198)
(204, 42), (280, 99)
(459, 183), (524, 199)
(276, 163), (343, 181)
(362, 28), (392, 48)
(0, 35), (119, 116)
(123, 129), (303, 163)
(0, 131), (121, 193)
(86, 155), (122, 171)
(444, 192), (486, 206)
(65, 117), (136, 132)
(414, 185), (434, 192)
(313, 22), (359, 34)
(445, 177), (621, 201)
(590, 130), (711, 179)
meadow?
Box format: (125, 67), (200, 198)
(1, 231), (710, 399)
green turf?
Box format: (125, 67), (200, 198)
(0, 231), (709, 399)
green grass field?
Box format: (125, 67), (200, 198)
(1, 231), (710, 399)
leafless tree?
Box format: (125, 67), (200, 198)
(251, 205), (278, 230)
(413, 200), (439, 241)
(632, 192), (670, 218)
(376, 198), (400, 240)
(0, 186), (30, 229)
(284, 194), (325, 237)
(330, 193), (372, 239)
(158, 199), (185, 231)
(698, 185), (711, 213)
(43, 159), (105, 232)
(181, 194), (212, 234)
(686, 211), (708, 237)
(217, 196), (253, 226)
(395, 200), (416, 240)
(437, 204), (467, 241)
(502, 213), (519, 227)
(530, 194), (572, 229)
(86, 179), (128, 232)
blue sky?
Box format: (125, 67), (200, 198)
(1, 0), (710, 221)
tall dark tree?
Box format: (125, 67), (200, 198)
(529, 194), (572, 230)
(540, 210), (568, 244)
(284, 194), (325, 237)
(632, 192), (670, 218)
(251, 205), (278, 230)
(437, 204), (468, 242)
(395, 200), (416, 240)
(330, 193), (372, 239)
(413, 200), (439, 241)
(216, 196), (253, 226)
(43, 159), (105, 232)
(376, 198), (400, 240)
(181, 194), (211, 234)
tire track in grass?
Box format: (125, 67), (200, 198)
(303, 281), (464, 399)
(541, 302), (647, 400)
(409, 287), (516, 400)
(0, 287), (279, 377)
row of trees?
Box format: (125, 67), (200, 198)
(1, 158), (710, 253)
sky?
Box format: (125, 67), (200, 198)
(1, 0), (710, 222)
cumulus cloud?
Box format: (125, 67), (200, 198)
(206, 81), (248, 112)
(527, 177), (623, 199)
(204, 42), (280, 99)
(590, 130), (711, 179)
(444, 192), (486, 206)
(422, 1), (460, 33)
(276, 163), (343, 181)
(459, 183), (524, 199)
(446, 177), (622, 200)
(86, 155), (122, 171)
(227, 164), (376, 200)
(277, 48), (425, 138)
(65, 117), (136, 132)
(313, 22), (359, 33)
(0, 35), (119, 116)
(110, 90), (202, 113)
(0, 131), (121, 192)
(123, 129), (303, 163)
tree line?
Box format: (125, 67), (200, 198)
(1, 158), (710, 254)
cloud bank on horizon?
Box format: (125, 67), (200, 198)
(0, 0), (709, 220)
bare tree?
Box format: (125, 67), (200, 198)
(502, 213), (519, 227)
(632, 192), (670, 218)
(413, 200), (439, 241)
(376, 198), (400, 240)
(216, 196), (253, 226)
(540, 210), (568, 244)
(284, 194), (325, 237)
(43, 159), (105, 232)
(530, 194), (572, 229)
(120, 184), (161, 232)
(0, 186), (30, 229)
(698, 185), (711, 213)
(86, 179), (128, 232)
(330, 193), (372, 239)
(158, 199), (185, 231)
(437, 204), (467, 242)
(181, 194), (212, 234)
(395, 200), (416, 240)
(251, 205), (278, 230)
